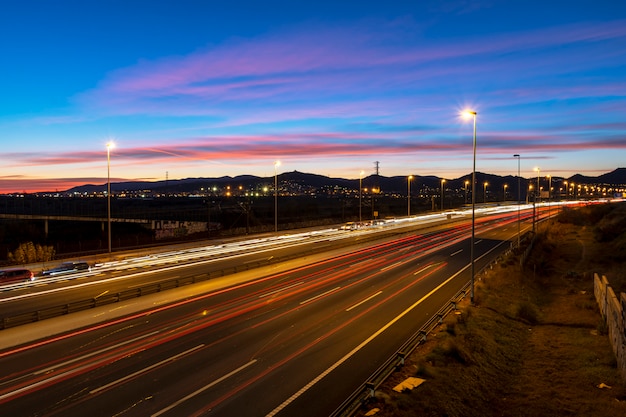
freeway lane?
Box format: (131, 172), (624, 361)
(0, 212), (524, 416)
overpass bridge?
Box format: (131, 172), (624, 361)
(0, 214), (212, 240)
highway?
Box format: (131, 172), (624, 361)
(0, 205), (554, 416)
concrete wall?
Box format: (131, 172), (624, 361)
(594, 273), (626, 382)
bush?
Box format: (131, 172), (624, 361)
(427, 340), (470, 365)
(8, 242), (55, 264)
(516, 301), (540, 324)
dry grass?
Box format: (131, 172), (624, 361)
(359, 202), (626, 417)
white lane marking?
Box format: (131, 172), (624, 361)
(474, 239), (483, 245)
(151, 359), (257, 417)
(299, 287), (341, 305)
(346, 291), (382, 312)
(90, 344), (204, 394)
(259, 282), (304, 298)
(380, 261), (403, 272)
(450, 249), (463, 257)
(413, 263), (440, 276)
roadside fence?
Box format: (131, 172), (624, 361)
(594, 273), (626, 382)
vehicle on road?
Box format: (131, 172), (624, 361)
(0, 268), (35, 284)
(42, 261), (91, 276)
(340, 222), (360, 230)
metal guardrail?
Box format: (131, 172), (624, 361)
(0, 258), (278, 330)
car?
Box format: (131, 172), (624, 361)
(340, 222), (362, 230)
(0, 268), (35, 284)
(42, 261), (91, 276)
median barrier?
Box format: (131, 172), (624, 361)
(0, 224), (428, 330)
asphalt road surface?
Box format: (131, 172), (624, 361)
(0, 206), (544, 416)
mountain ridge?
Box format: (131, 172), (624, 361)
(63, 168), (626, 195)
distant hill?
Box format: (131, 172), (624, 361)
(568, 168), (626, 186)
(63, 168), (626, 195)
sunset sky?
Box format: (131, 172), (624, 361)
(1, 0), (625, 193)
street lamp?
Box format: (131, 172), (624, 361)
(483, 181), (488, 203)
(440, 178), (446, 211)
(534, 167), (540, 202)
(513, 154), (521, 248)
(274, 160), (280, 232)
(106, 141), (115, 254)
(503, 184), (508, 202)
(408, 175), (413, 217)
(359, 170), (364, 222)
(547, 174), (552, 217)
(462, 109), (477, 304)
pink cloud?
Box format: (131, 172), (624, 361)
(76, 18), (626, 118)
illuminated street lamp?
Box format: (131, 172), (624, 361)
(513, 154), (521, 248)
(534, 167), (541, 202)
(464, 179), (470, 204)
(547, 174), (552, 217)
(407, 175), (414, 216)
(106, 141), (115, 254)
(462, 109), (477, 304)
(440, 178), (446, 211)
(483, 181), (488, 203)
(274, 160), (280, 232)
(359, 170), (364, 222)
(503, 184), (508, 202)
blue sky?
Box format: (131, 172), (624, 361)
(1, 0), (625, 193)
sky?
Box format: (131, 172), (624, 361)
(1, 0), (625, 193)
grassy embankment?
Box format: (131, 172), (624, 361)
(362, 202), (626, 417)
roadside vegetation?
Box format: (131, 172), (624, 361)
(361, 201), (626, 417)
(7, 241), (55, 264)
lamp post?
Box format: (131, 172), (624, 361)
(514, 154), (521, 248)
(483, 181), (488, 203)
(106, 141), (114, 254)
(534, 167), (541, 202)
(464, 180), (470, 204)
(503, 184), (508, 202)
(274, 160), (280, 232)
(547, 174), (552, 217)
(359, 170), (364, 222)
(462, 110), (477, 304)
(440, 179), (446, 211)
(407, 175), (413, 217)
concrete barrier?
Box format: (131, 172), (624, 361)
(594, 273), (626, 382)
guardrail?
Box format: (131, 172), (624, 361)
(0, 257), (281, 330)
